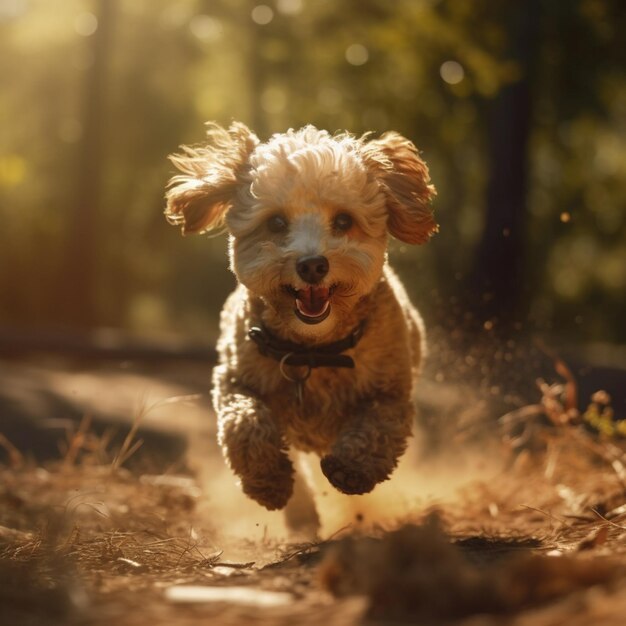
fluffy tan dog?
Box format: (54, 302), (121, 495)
(165, 122), (437, 522)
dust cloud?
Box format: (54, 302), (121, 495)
(191, 427), (503, 552)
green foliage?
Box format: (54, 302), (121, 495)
(583, 391), (625, 438)
(0, 0), (624, 340)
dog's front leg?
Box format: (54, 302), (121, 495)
(320, 396), (414, 495)
(213, 370), (293, 510)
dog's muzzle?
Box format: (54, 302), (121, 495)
(294, 256), (331, 323)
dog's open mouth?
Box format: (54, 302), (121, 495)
(285, 285), (333, 324)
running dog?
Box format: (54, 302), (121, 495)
(165, 122), (437, 525)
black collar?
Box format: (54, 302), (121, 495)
(248, 322), (365, 369)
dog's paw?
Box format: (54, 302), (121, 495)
(243, 482), (292, 510)
(241, 463), (294, 510)
(320, 455), (378, 495)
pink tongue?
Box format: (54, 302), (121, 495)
(297, 287), (329, 316)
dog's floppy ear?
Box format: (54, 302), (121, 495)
(363, 132), (437, 244)
(165, 122), (259, 235)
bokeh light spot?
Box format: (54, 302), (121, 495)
(0, 155), (26, 188)
(440, 60), (465, 85)
(345, 44), (369, 66)
(74, 12), (98, 37)
(276, 0), (303, 15)
(189, 15), (223, 43)
(251, 5), (274, 25)
(560, 211), (571, 223)
(0, 0), (27, 20)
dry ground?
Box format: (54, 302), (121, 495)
(1, 354), (626, 626)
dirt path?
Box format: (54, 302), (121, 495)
(1, 355), (626, 625)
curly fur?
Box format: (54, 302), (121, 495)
(166, 122), (437, 524)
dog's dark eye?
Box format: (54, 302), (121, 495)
(267, 214), (288, 233)
(333, 212), (353, 232)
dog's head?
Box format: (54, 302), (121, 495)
(166, 122), (436, 341)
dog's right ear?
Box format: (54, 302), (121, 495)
(165, 122), (259, 235)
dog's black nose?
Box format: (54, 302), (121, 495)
(296, 255), (329, 284)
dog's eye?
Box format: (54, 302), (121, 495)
(333, 212), (353, 232)
(267, 214), (288, 233)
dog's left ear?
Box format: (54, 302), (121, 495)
(363, 132), (437, 244)
(165, 122), (259, 235)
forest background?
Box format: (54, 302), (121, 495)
(0, 0), (624, 351)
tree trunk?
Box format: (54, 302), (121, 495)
(466, 0), (540, 331)
(61, 0), (115, 328)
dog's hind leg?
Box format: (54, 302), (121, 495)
(284, 452), (320, 540)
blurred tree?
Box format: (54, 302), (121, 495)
(466, 0), (540, 330)
(527, 0), (626, 340)
(61, 0), (115, 327)
(0, 0), (623, 345)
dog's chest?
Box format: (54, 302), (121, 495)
(266, 366), (360, 453)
